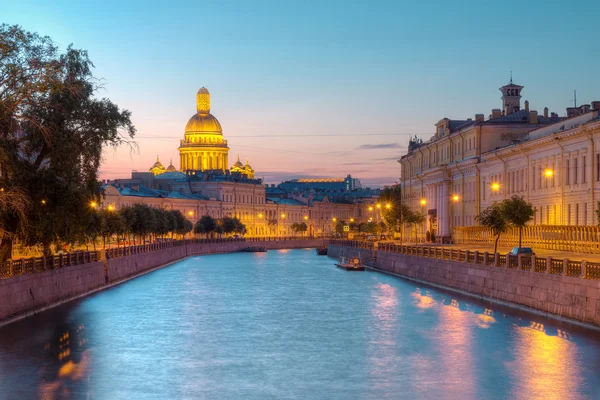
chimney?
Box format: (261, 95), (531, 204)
(581, 104), (591, 113)
(524, 100), (529, 112)
(475, 113), (484, 122)
(530, 110), (538, 124)
(591, 101), (600, 111)
(491, 109), (502, 119)
(544, 107), (549, 118)
(567, 107), (581, 118)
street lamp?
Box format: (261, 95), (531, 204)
(258, 213), (263, 218)
(41, 199), (47, 205)
(332, 217), (337, 222)
(90, 201), (97, 209)
(304, 215), (308, 220)
(544, 169), (554, 178)
(491, 183), (500, 192)
(420, 199), (426, 206)
(452, 194), (459, 202)
(385, 204), (391, 209)
(376, 204), (381, 209)
(188, 210), (194, 217)
(368, 206), (373, 211)
(350, 218), (354, 222)
(107, 204), (115, 211)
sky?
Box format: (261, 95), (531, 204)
(3, 0), (600, 188)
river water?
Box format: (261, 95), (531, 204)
(0, 249), (599, 399)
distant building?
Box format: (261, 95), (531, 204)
(278, 174), (362, 192)
(103, 88), (375, 236)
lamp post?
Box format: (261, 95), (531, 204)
(450, 194), (459, 243)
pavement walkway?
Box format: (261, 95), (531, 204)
(380, 241), (600, 263)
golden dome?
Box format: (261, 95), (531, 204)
(185, 113), (222, 134)
(232, 155), (244, 169)
(184, 87), (223, 135)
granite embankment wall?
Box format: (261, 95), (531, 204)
(329, 245), (600, 327)
(0, 239), (323, 324)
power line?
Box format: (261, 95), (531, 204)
(133, 133), (431, 139)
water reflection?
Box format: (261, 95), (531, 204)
(366, 282), (400, 390)
(509, 323), (582, 400)
(436, 297), (476, 398)
(38, 323), (90, 399)
(411, 288), (436, 310)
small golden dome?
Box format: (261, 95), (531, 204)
(244, 158), (254, 172)
(232, 155), (244, 169)
(150, 155), (164, 170)
(166, 159), (177, 172)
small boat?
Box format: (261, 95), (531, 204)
(243, 246), (267, 253)
(336, 256), (365, 271)
(316, 247), (328, 255)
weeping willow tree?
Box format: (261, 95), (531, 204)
(0, 25), (135, 261)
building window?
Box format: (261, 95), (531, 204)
(566, 159), (570, 185)
(532, 166), (536, 190)
(575, 204), (579, 225)
(597, 153), (600, 181)
(583, 156), (587, 183)
(567, 204), (572, 224)
(574, 157), (578, 184)
(584, 203), (588, 225)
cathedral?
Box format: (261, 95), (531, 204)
(150, 87), (254, 179)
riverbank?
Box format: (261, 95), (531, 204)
(328, 243), (600, 329)
(0, 239), (323, 326)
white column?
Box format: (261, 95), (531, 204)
(441, 181), (450, 237)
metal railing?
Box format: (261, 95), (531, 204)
(328, 242), (600, 280)
(0, 236), (322, 280)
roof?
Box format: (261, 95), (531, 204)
(295, 178), (345, 183)
(265, 198), (306, 206)
(484, 109), (563, 124)
(154, 171), (186, 180)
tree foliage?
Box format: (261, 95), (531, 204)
(500, 195), (535, 250)
(476, 202), (507, 253)
(0, 25), (135, 260)
(291, 222), (307, 235)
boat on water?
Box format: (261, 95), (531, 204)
(336, 256), (365, 271)
(316, 247), (328, 255)
(242, 246), (267, 253)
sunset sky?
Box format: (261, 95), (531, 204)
(4, 0), (600, 188)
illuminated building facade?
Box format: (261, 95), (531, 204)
(399, 80), (600, 242)
(106, 88), (375, 237)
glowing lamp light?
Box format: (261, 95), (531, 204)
(188, 210), (194, 216)
(544, 169), (554, 178)
(376, 204), (381, 209)
(281, 213), (286, 218)
(304, 215), (308, 220)
(385, 204), (391, 209)
(491, 183), (500, 191)
(350, 218), (354, 222)
(332, 217), (337, 222)
(368, 206), (373, 211)
(258, 213), (263, 218)
(107, 204), (115, 211)
(41, 199), (47, 205)
(420, 199), (426, 206)
(90, 201), (97, 208)
(452, 195), (459, 202)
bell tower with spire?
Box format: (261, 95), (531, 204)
(499, 73), (524, 116)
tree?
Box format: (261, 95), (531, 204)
(405, 211), (426, 243)
(130, 204), (156, 242)
(194, 222), (206, 235)
(196, 215), (217, 237)
(335, 219), (347, 235)
(0, 25), (135, 260)
(476, 202), (508, 254)
(99, 210), (125, 248)
(501, 195), (535, 250)
(220, 216), (237, 235)
(291, 222), (307, 236)
(119, 206), (138, 245)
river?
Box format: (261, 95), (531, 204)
(0, 249), (599, 399)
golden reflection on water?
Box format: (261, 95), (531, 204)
(509, 324), (581, 400)
(38, 324), (90, 400)
(366, 282), (400, 386)
(436, 298), (476, 398)
(411, 289), (436, 310)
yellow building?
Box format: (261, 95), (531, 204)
(178, 87), (229, 172)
